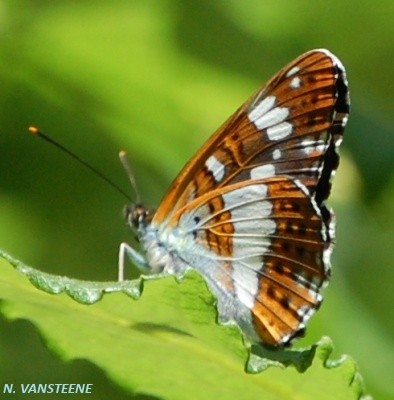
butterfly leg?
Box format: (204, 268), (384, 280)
(118, 242), (149, 281)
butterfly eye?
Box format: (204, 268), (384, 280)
(123, 204), (133, 221)
(123, 205), (138, 229)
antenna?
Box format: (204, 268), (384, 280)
(28, 126), (132, 201)
(118, 150), (141, 204)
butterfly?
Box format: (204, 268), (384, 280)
(119, 49), (350, 347)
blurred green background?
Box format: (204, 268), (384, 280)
(0, 1), (393, 399)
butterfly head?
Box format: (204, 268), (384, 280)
(124, 203), (154, 231)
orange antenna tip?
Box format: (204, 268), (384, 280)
(28, 126), (39, 135)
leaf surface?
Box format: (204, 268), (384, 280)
(0, 251), (367, 400)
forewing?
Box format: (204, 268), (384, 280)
(153, 49), (349, 225)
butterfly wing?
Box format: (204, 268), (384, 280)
(149, 49), (349, 346)
(153, 49), (349, 225)
(159, 177), (329, 346)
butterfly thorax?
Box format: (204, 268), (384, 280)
(125, 203), (185, 273)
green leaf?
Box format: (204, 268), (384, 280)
(0, 250), (368, 400)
